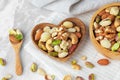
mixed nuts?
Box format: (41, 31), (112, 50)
(93, 6), (120, 52)
(34, 21), (82, 58)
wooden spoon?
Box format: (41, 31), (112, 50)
(9, 35), (23, 75)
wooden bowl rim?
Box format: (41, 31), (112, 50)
(31, 17), (86, 62)
(90, 3), (120, 56)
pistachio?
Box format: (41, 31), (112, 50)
(93, 22), (99, 29)
(111, 43), (120, 51)
(63, 75), (72, 80)
(81, 56), (87, 61)
(110, 7), (119, 16)
(76, 76), (84, 80)
(71, 60), (77, 65)
(89, 73), (95, 80)
(0, 58), (6, 66)
(58, 52), (68, 58)
(52, 39), (61, 46)
(95, 15), (101, 23)
(99, 19), (112, 26)
(118, 33), (120, 39)
(72, 64), (81, 70)
(30, 63), (37, 72)
(100, 38), (111, 48)
(49, 52), (58, 57)
(2, 77), (8, 80)
(37, 68), (46, 76)
(85, 61), (94, 69)
(63, 21), (73, 28)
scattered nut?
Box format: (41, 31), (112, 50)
(63, 75), (72, 80)
(89, 73), (95, 80)
(2, 77), (8, 80)
(72, 64), (81, 70)
(76, 76), (84, 80)
(0, 58), (6, 66)
(37, 68), (46, 76)
(30, 63), (37, 72)
(45, 74), (55, 80)
(81, 56), (87, 60)
(4, 74), (12, 79)
(97, 59), (110, 65)
(85, 61), (94, 69)
(71, 60), (77, 65)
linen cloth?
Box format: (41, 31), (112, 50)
(0, 0), (120, 80)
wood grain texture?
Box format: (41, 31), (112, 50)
(90, 2), (120, 60)
(9, 36), (23, 75)
(31, 17), (86, 62)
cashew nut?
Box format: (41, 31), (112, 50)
(46, 39), (53, 52)
(46, 43), (53, 52)
(70, 33), (78, 44)
(75, 26), (80, 32)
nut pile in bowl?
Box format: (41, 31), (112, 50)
(31, 18), (86, 61)
(90, 3), (120, 60)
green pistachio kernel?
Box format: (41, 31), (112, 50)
(51, 75), (55, 80)
(118, 33), (120, 39)
(15, 34), (23, 40)
(111, 43), (120, 51)
(95, 15), (101, 23)
(0, 58), (6, 66)
(30, 63), (37, 72)
(52, 40), (61, 46)
(48, 52), (58, 57)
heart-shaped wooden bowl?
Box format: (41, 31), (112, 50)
(31, 17), (86, 62)
(90, 3), (120, 60)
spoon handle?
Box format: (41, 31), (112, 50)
(15, 49), (23, 75)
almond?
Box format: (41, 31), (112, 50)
(97, 59), (110, 65)
(35, 29), (43, 40)
(76, 32), (81, 38)
(98, 10), (106, 16)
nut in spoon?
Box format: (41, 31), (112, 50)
(9, 29), (23, 75)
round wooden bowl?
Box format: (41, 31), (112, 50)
(90, 2), (120, 60)
(31, 17), (86, 62)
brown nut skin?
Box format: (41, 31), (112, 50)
(97, 59), (110, 65)
(9, 35), (20, 43)
(98, 10), (106, 16)
(35, 29), (43, 41)
(101, 12), (110, 19)
(68, 44), (78, 54)
(107, 15), (115, 21)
